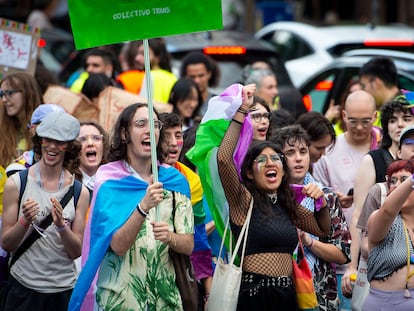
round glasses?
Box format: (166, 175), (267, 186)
(135, 118), (163, 130)
(78, 134), (104, 144)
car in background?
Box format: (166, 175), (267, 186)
(165, 30), (306, 117)
(255, 21), (414, 87)
(53, 30), (307, 117)
(299, 49), (414, 114)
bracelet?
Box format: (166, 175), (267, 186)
(306, 239), (314, 248)
(231, 118), (243, 125)
(55, 223), (67, 232)
(168, 232), (177, 247)
(203, 293), (210, 303)
(237, 107), (248, 115)
(136, 203), (149, 218)
(19, 217), (30, 228)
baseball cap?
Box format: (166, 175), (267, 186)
(399, 125), (414, 146)
(36, 111), (80, 142)
(30, 104), (65, 126)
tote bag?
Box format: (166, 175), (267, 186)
(292, 232), (319, 311)
(351, 183), (387, 310)
(207, 200), (253, 311)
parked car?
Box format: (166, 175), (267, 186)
(53, 30), (307, 117)
(298, 49), (414, 114)
(255, 21), (414, 87)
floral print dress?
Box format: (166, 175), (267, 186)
(96, 191), (194, 311)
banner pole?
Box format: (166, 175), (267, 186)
(143, 39), (160, 221)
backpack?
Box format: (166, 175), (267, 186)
(0, 169), (82, 288)
(17, 169), (82, 208)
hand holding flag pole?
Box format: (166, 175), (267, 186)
(143, 39), (160, 222)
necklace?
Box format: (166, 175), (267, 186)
(403, 220), (414, 298)
(36, 163), (64, 190)
(268, 193), (278, 204)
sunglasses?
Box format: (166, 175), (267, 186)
(0, 89), (21, 99)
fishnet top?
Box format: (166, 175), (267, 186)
(218, 122), (330, 277)
(368, 215), (413, 281)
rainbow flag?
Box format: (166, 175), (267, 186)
(68, 160), (190, 311)
(186, 84), (253, 250)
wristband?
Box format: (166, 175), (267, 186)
(306, 239), (314, 248)
(55, 223), (67, 232)
(136, 203), (149, 218)
(237, 108), (248, 115)
(19, 217), (30, 228)
(168, 232), (177, 247)
(231, 118), (243, 125)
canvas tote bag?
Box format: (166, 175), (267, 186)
(207, 199), (253, 311)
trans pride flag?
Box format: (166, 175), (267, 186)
(68, 160), (190, 311)
(186, 84), (253, 249)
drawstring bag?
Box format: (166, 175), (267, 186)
(207, 199), (253, 311)
(292, 231), (319, 311)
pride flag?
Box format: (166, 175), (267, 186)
(69, 160), (190, 311)
(186, 84), (253, 249)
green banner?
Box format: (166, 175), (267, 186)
(68, 0), (223, 50)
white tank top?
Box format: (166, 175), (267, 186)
(9, 172), (77, 293)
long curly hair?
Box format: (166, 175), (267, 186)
(240, 140), (298, 222)
(108, 103), (162, 163)
(0, 72), (43, 167)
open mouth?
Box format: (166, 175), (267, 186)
(265, 170), (277, 178)
(86, 150), (97, 160)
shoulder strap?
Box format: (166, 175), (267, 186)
(369, 149), (394, 183)
(18, 169), (29, 208)
(171, 191), (176, 232)
(10, 183), (77, 268)
(378, 182), (387, 206)
(71, 179), (83, 209)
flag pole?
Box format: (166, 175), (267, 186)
(143, 38), (160, 221)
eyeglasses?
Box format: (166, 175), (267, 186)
(388, 175), (410, 186)
(0, 89), (21, 99)
(135, 118), (163, 130)
(250, 112), (271, 123)
(254, 154), (283, 168)
(78, 134), (104, 144)
(344, 117), (374, 128)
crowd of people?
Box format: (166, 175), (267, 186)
(0, 36), (413, 311)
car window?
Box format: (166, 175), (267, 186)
(265, 30), (313, 62)
(171, 52), (292, 93)
(398, 74), (414, 92)
(301, 70), (337, 113)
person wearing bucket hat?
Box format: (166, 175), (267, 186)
(1, 111), (89, 310)
(5, 104), (66, 177)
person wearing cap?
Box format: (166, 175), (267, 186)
(5, 104), (65, 177)
(1, 111), (89, 310)
(343, 95), (414, 307)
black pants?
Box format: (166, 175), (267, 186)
(237, 272), (298, 311)
(3, 276), (73, 311)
